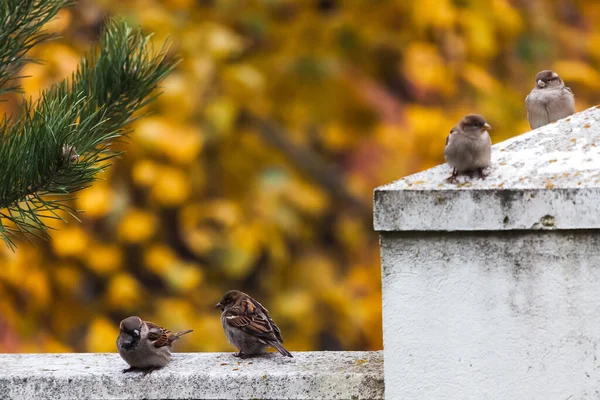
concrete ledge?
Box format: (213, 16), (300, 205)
(374, 107), (600, 231)
(0, 351), (383, 400)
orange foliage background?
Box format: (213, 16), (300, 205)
(1, 0), (600, 353)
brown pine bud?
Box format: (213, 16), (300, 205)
(61, 144), (80, 164)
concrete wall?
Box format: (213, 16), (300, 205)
(382, 231), (600, 399)
(375, 106), (600, 399)
(0, 351), (383, 400)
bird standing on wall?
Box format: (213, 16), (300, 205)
(526, 70), (575, 129)
(444, 114), (492, 183)
(116, 316), (193, 374)
(216, 290), (293, 359)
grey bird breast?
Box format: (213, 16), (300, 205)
(444, 133), (491, 173)
(118, 335), (171, 368)
(221, 315), (268, 355)
(526, 87), (575, 129)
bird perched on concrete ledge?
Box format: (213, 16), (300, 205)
(116, 316), (193, 374)
(444, 114), (492, 184)
(216, 290), (293, 359)
(526, 70), (575, 129)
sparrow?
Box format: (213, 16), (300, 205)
(444, 114), (492, 183)
(216, 290), (293, 359)
(116, 316), (193, 374)
(526, 70), (575, 129)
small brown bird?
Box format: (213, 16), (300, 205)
(116, 316), (193, 374)
(526, 70), (575, 129)
(216, 290), (292, 359)
(444, 114), (492, 183)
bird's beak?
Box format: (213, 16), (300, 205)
(537, 79), (546, 88)
(215, 302), (222, 309)
(483, 123), (492, 131)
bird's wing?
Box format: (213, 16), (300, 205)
(145, 321), (172, 348)
(247, 296), (284, 343)
(564, 86), (574, 96)
(224, 297), (281, 342)
(445, 127), (458, 147)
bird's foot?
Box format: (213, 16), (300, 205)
(233, 351), (243, 358)
(142, 367), (159, 376)
(446, 169), (459, 184)
(122, 366), (159, 375)
(477, 168), (487, 180)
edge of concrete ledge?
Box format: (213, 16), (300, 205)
(0, 351), (383, 400)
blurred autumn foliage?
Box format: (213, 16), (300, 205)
(2, 0), (600, 353)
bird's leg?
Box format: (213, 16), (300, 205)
(477, 168), (487, 180)
(122, 367), (138, 373)
(446, 168), (459, 184)
(142, 367), (159, 376)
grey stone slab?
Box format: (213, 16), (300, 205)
(0, 351), (383, 400)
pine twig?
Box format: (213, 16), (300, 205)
(0, 15), (179, 249)
(0, 0), (70, 96)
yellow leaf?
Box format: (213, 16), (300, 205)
(23, 270), (50, 308)
(491, 0), (524, 36)
(403, 42), (455, 95)
(86, 317), (119, 352)
(86, 243), (122, 276)
(118, 210), (157, 244)
(105, 273), (142, 311)
(54, 264), (82, 292)
(151, 167), (191, 206)
(462, 64), (502, 93)
(76, 182), (114, 218)
(42, 9), (72, 33)
(144, 244), (177, 276)
(132, 159), (159, 188)
(411, 0), (456, 30)
(460, 10), (495, 59)
(52, 226), (89, 258)
(552, 60), (600, 90)
(165, 262), (204, 293)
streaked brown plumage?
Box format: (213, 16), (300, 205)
(116, 316), (192, 374)
(216, 290), (292, 359)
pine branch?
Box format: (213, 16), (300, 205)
(0, 17), (179, 249)
(0, 0), (70, 96)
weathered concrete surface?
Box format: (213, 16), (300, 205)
(375, 107), (600, 231)
(0, 351), (383, 400)
(381, 231), (600, 400)
(375, 107), (600, 399)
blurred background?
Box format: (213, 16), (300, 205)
(1, 0), (600, 353)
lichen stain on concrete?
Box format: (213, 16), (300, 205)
(495, 189), (522, 210)
(510, 260), (532, 281)
(540, 215), (555, 228)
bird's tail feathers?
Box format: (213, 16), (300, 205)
(170, 329), (193, 343)
(272, 341), (293, 357)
